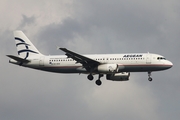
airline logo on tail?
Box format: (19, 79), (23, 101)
(15, 37), (39, 59)
(14, 31), (42, 59)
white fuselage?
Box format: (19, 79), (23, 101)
(10, 53), (172, 74)
(8, 31), (173, 85)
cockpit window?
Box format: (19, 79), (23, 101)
(157, 57), (166, 60)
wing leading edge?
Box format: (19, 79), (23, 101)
(59, 48), (100, 71)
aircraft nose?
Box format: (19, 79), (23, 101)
(166, 60), (173, 68)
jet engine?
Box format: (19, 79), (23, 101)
(97, 64), (118, 73)
(106, 72), (130, 81)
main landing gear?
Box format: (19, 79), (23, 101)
(95, 74), (103, 86)
(87, 74), (94, 81)
(87, 74), (103, 86)
(148, 72), (153, 81)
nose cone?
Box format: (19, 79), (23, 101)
(165, 60), (173, 69)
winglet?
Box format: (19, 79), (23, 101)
(56, 46), (60, 50)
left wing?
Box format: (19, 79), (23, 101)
(59, 48), (100, 71)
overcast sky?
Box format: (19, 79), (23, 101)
(0, 0), (180, 120)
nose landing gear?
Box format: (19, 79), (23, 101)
(148, 72), (153, 81)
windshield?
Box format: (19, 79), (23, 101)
(157, 57), (166, 60)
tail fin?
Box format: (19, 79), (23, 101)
(14, 31), (43, 59)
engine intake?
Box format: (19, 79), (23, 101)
(106, 72), (130, 81)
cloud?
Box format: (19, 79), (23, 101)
(84, 81), (160, 120)
(19, 15), (36, 28)
(0, 0), (180, 120)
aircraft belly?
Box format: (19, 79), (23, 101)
(122, 65), (169, 72)
(37, 66), (87, 73)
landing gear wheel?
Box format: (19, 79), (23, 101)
(95, 80), (102, 86)
(148, 77), (153, 81)
(87, 74), (94, 81)
(148, 72), (153, 82)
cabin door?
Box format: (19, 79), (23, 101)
(39, 56), (44, 66)
(146, 54), (151, 64)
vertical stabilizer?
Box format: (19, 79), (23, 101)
(14, 31), (43, 59)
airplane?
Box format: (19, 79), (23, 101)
(7, 31), (173, 86)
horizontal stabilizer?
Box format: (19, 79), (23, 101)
(6, 55), (30, 63)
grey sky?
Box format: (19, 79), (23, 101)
(0, 0), (180, 120)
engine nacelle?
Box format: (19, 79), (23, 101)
(106, 72), (130, 81)
(97, 64), (118, 73)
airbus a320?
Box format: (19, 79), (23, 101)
(7, 31), (173, 86)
